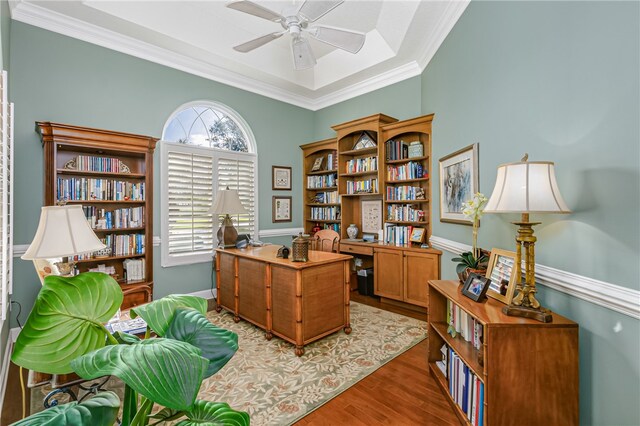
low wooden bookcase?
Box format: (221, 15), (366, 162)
(427, 280), (579, 426)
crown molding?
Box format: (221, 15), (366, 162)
(430, 235), (640, 320)
(10, 0), (467, 111)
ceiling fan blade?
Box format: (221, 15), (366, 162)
(233, 32), (284, 53)
(291, 37), (316, 70)
(309, 25), (366, 54)
(297, 0), (343, 22)
(227, 0), (284, 22)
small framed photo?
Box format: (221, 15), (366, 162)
(310, 157), (324, 172)
(439, 143), (479, 225)
(272, 196), (292, 222)
(485, 248), (518, 305)
(462, 273), (491, 302)
(409, 227), (425, 243)
(272, 166), (292, 190)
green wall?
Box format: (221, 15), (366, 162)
(8, 21), (313, 322)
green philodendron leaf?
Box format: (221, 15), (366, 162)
(10, 391), (120, 426)
(148, 408), (185, 425)
(176, 401), (250, 426)
(113, 331), (142, 345)
(131, 295), (207, 336)
(71, 338), (208, 410)
(11, 272), (122, 374)
(165, 308), (238, 378)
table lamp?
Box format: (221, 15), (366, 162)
(484, 154), (570, 322)
(209, 187), (248, 248)
(21, 205), (106, 282)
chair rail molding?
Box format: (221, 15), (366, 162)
(430, 235), (640, 320)
(259, 227), (305, 239)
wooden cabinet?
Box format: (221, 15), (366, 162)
(36, 122), (157, 309)
(404, 251), (438, 306)
(374, 248), (403, 299)
(427, 280), (579, 426)
(300, 138), (340, 234)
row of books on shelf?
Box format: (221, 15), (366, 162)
(345, 156), (377, 174)
(448, 299), (483, 350)
(386, 185), (426, 201)
(307, 173), (337, 189)
(310, 206), (339, 221)
(346, 178), (378, 194)
(383, 224), (413, 245)
(57, 177), (145, 201)
(101, 233), (145, 256)
(72, 155), (127, 173)
(447, 347), (485, 426)
(385, 139), (410, 161)
(386, 204), (426, 222)
(387, 162), (427, 181)
(313, 191), (339, 204)
(83, 206), (145, 229)
(123, 258), (146, 282)
(314, 223), (340, 233)
(326, 150), (338, 170)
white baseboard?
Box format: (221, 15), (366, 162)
(430, 235), (640, 320)
(187, 289), (216, 299)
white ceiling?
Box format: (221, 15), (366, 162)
(10, 0), (469, 110)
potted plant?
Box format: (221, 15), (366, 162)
(452, 193), (490, 283)
(10, 272), (249, 426)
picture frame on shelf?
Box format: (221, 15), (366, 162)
(352, 131), (376, 150)
(361, 200), (382, 234)
(409, 227), (426, 243)
(310, 157), (324, 172)
(462, 273), (491, 302)
(485, 248), (518, 304)
(272, 166), (292, 190)
(439, 143), (479, 225)
(272, 196), (292, 222)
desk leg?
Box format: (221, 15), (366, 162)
(265, 263), (273, 340)
(295, 270), (304, 356)
(344, 260), (352, 334)
(233, 256), (240, 323)
(214, 254), (222, 313)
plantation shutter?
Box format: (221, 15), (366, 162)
(217, 155), (256, 238)
(166, 149), (214, 258)
(0, 70), (13, 321)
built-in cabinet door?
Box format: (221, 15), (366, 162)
(374, 248), (403, 299)
(404, 252), (439, 307)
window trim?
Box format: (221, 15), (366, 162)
(160, 101), (259, 267)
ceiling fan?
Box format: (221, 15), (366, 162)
(227, 0), (366, 70)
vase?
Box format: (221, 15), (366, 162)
(347, 223), (358, 240)
(458, 267), (487, 284)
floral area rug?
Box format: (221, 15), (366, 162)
(200, 301), (427, 425)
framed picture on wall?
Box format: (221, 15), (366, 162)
(361, 200), (382, 234)
(272, 166), (292, 190)
(439, 143), (479, 225)
(272, 196), (292, 222)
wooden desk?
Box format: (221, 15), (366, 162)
(215, 246), (353, 356)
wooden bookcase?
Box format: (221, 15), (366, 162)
(381, 114), (433, 245)
(331, 113), (397, 240)
(300, 138), (340, 234)
(427, 280), (579, 426)
(37, 122), (158, 309)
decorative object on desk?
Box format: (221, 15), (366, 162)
(452, 192), (489, 283)
(484, 154), (571, 323)
(209, 186), (248, 248)
(409, 227), (425, 243)
(21, 205), (106, 283)
(461, 273), (491, 302)
(484, 248), (518, 305)
(362, 233), (376, 242)
(276, 245), (290, 259)
(272, 195), (292, 222)
(272, 165), (292, 190)
(439, 143), (479, 224)
(310, 156), (324, 172)
(291, 233), (310, 262)
(452, 250), (490, 284)
(346, 223), (359, 239)
(361, 199), (382, 233)
(408, 141), (423, 158)
(12, 273), (248, 425)
(352, 131), (376, 150)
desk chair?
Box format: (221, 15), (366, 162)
(311, 229), (340, 253)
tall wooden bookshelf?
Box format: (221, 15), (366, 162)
(428, 280), (579, 425)
(300, 138), (340, 234)
(37, 122), (158, 309)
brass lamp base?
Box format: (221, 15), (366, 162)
(503, 304), (552, 323)
(217, 214), (238, 249)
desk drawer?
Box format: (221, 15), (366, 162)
(341, 243), (373, 256)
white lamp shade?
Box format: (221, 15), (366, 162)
(484, 161), (570, 214)
(21, 205), (106, 260)
(208, 188), (248, 215)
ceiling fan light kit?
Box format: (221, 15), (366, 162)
(228, 0), (366, 70)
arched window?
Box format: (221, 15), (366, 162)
(161, 101), (257, 266)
